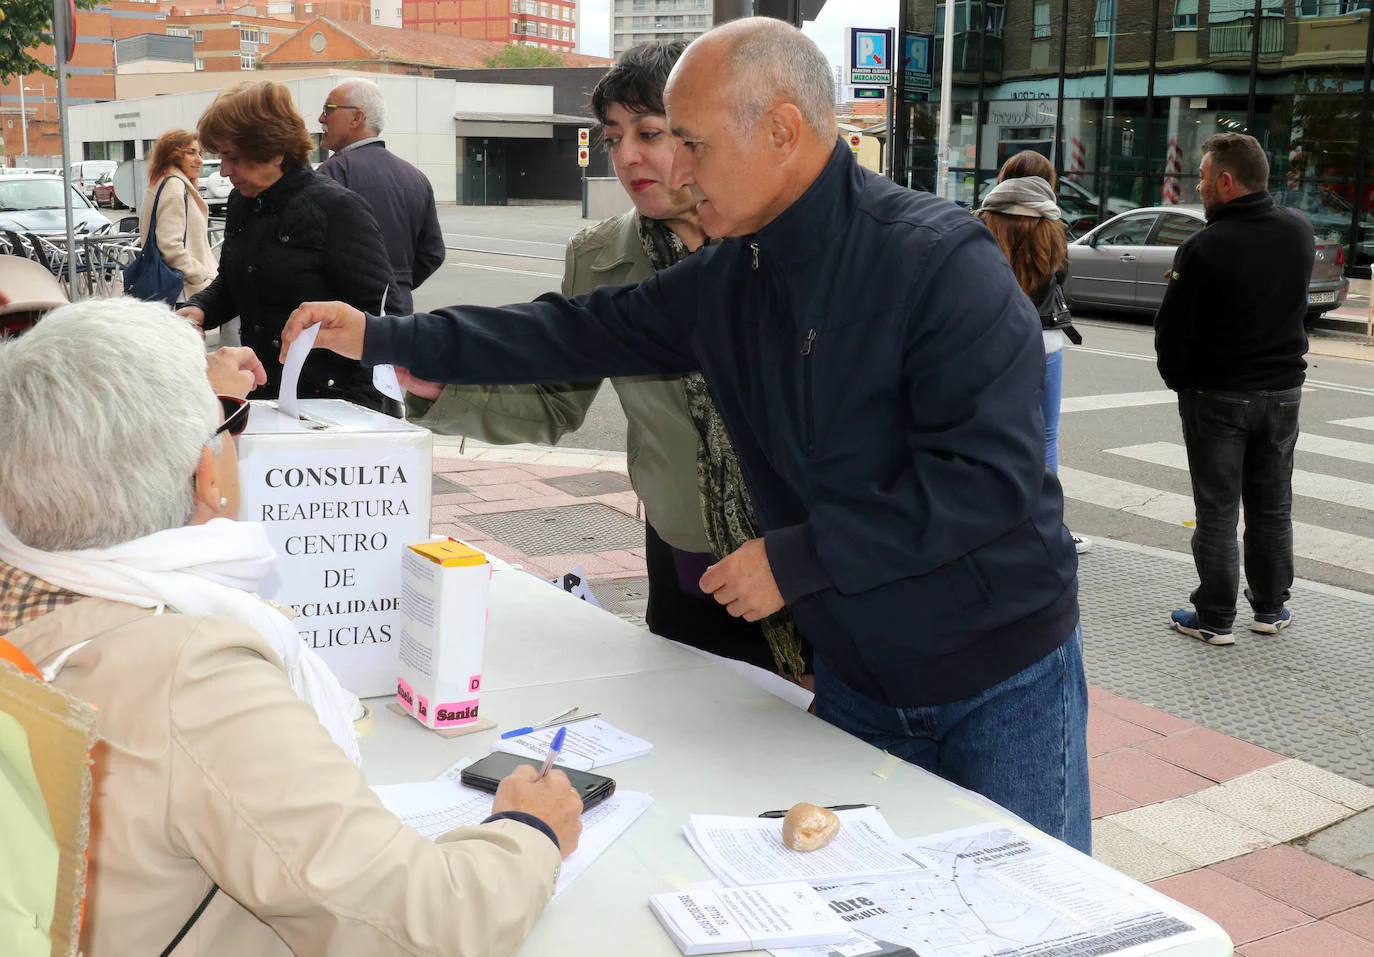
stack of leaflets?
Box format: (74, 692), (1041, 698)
(682, 808), (925, 887)
(649, 882), (851, 955)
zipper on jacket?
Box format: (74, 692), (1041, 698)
(750, 242), (760, 271)
(801, 329), (817, 450)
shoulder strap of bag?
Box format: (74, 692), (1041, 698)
(158, 885), (219, 957)
(144, 176), (174, 249)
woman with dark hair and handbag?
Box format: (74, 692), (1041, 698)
(978, 151), (1091, 554)
(134, 129), (218, 303)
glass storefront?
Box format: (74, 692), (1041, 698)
(895, 0), (1374, 270)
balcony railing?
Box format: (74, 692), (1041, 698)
(1207, 16), (1284, 56)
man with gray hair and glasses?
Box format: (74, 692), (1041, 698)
(286, 17), (1088, 852)
(317, 77), (445, 314)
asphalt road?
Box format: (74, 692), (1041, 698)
(412, 203), (1374, 596)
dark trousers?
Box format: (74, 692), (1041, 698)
(1178, 387), (1301, 630)
(643, 522), (782, 672)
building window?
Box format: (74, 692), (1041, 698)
(1033, 0), (1051, 37)
(1297, 0), (1369, 14)
(539, 2), (548, 15)
(195, 56), (204, 70)
(166, 26), (191, 36)
(194, 29), (203, 42)
(1093, 0), (1116, 35)
(240, 51), (256, 68)
(304, 2), (312, 11)
(240, 27), (260, 43)
(1173, 0), (1198, 28)
(538, 21), (548, 35)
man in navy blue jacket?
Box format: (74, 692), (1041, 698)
(285, 18), (1088, 852)
(316, 78), (446, 315)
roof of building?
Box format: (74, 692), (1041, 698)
(261, 18), (613, 70)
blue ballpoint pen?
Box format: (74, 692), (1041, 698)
(535, 726), (567, 781)
(500, 710), (601, 739)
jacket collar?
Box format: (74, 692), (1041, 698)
(338, 136), (385, 154)
(1208, 190), (1274, 223)
(253, 167), (312, 213)
(750, 139), (857, 270)
(589, 210), (648, 272)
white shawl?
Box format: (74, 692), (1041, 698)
(0, 517), (362, 766)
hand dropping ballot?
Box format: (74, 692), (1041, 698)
(236, 329), (432, 697)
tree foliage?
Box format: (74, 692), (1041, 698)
(482, 44), (563, 69)
(0, 0), (101, 83)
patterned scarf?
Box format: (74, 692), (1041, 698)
(638, 217), (807, 680)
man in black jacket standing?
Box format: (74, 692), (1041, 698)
(317, 78), (446, 314)
(1155, 133), (1313, 647)
(285, 19), (1088, 853)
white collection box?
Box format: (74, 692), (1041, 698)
(236, 399), (433, 698)
(396, 539), (491, 730)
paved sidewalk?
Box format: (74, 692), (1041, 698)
(428, 438), (1374, 956)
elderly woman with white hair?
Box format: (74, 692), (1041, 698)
(0, 298), (580, 956)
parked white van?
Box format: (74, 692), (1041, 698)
(68, 160), (116, 199)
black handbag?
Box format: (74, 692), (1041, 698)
(1036, 277), (1083, 345)
(123, 178), (188, 307)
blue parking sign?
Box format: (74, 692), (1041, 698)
(902, 32), (934, 101)
(847, 27), (895, 87)
(855, 30), (888, 69)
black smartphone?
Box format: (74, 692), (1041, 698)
(460, 752), (616, 812)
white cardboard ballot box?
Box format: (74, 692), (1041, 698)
(237, 399), (432, 698)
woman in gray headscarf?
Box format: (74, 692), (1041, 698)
(977, 151), (1089, 554)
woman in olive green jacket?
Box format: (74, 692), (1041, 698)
(405, 42), (805, 679)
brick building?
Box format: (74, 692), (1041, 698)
(1, 0), (172, 164)
(260, 17), (608, 72)
(164, 10), (303, 71)
(893, 0), (1374, 271)
(402, 0), (579, 52)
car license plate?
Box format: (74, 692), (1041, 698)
(1309, 291), (1337, 304)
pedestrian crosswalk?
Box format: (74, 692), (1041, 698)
(1059, 391), (1374, 576)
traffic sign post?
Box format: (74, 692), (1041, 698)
(848, 133), (862, 155)
(577, 127), (590, 218)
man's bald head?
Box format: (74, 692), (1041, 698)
(670, 17), (837, 143)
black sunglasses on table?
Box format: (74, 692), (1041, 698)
(216, 395), (250, 437)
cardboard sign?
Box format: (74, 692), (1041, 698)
(0, 663), (98, 957)
(237, 400), (432, 698)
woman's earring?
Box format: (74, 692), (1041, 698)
(219, 497), (229, 509)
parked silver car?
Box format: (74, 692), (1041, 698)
(1063, 205), (1349, 323)
(0, 174), (113, 236)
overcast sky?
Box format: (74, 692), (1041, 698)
(579, 0), (900, 72)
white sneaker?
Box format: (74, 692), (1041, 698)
(1072, 533), (1092, 555)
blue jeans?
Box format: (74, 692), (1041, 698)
(1043, 347), (1064, 473)
(1178, 387), (1301, 629)
(814, 625), (1090, 854)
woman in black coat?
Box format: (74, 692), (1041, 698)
(180, 80), (399, 413)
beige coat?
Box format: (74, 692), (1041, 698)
(138, 170), (217, 299)
(7, 597), (559, 957)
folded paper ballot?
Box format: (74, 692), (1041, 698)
(650, 882), (850, 955)
(682, 808), (924, 887)
(492, 717), (652, 769)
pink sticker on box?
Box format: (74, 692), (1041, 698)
(433, 699), (481, 727)
(416, 694), (430, 722)
(396, 677), (416, 713)
(468, 674), (482, 693)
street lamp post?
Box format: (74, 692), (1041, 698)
(17, 84), (43, 160)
